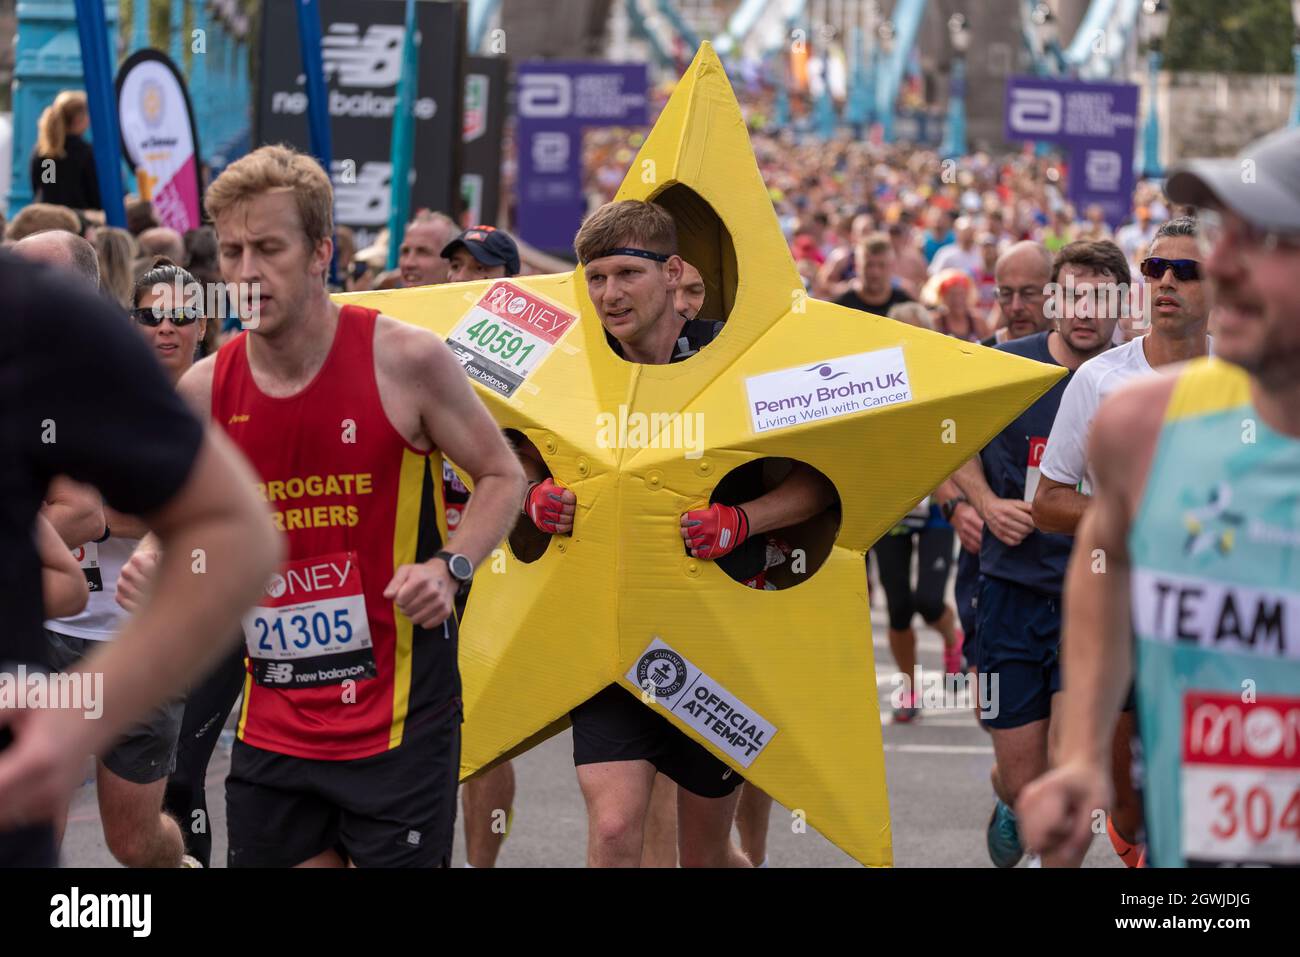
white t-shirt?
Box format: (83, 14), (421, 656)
(928, 243), (982, 277)
(1039, 337), (1154, 495)
(45, 535), (138, 641)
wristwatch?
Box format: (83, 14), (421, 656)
(433, 551), (474, 587)
(940, 495), (968, 522)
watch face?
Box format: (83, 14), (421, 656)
(449, 554), (474, 581)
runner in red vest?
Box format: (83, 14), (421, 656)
(124, 145), (525, 867)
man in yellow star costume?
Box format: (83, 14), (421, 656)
(336, 43), (1063, 867)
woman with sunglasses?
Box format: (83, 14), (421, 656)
(130, 258), (208, 383)
(131, 261), (255, 866)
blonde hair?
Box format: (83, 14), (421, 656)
(36, 91), (88, 160)
(574, 200), (676, 266)
(205, 144), (334, 248)
(887, 302), (933, 330)
(94, 227), (139, 307)
(7, 203), (81, 241)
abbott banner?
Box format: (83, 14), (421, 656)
(257, 0), (464, 250)
(116, 50), (203, 233)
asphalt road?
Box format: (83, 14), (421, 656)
(61, 604), (1120, 869)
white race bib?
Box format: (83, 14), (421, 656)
(241, 552), (377, 688)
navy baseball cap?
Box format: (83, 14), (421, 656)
(441, 225), (521, 276)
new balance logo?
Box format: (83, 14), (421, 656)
(321, 24), (403, 88)
(265, 662), (294, 684)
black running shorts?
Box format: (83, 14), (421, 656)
(571, 684), (743, 799)
(226, 700), (462, 867)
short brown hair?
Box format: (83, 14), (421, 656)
(7, 203), (80, 241)
(857, 231), (892, 258)
(205, 144), (334, 248)
(574, 200), (677, 265)
(1051, 240), (1130, 285)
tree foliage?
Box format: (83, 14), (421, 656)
(1162, 0), (1296, 74)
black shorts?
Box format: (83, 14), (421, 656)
(976, 577), (1061, 730)
(226, 701), (462, 868)
(571, 685), (743, 799)
(46, 630), (183, 784)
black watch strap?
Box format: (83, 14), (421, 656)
(434, 550), (474, 583)
(941, 495), (968, 522)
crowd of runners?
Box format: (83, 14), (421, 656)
(0, 86), (1296, 870)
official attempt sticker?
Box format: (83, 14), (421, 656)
(625, 637), (777, 768)
(446, 280), (576, 398)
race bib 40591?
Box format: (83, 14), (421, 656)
(241, 552), (377, 689)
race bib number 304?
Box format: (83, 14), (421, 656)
(241, 552), (377, 689)
(446, 280), (576, 398)
(1181, 691), (1300, 866)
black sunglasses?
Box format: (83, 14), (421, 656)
(1140, 257), (1201, 281)
(131, 307), (202, 327)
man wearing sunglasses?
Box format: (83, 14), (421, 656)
(1019, 125), (1300, 868)
(1030, 218), (1210, 868)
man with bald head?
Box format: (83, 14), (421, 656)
(398, 211), (459, 287)
(12, 229), (101, 288)
(137, 227), (185, 266)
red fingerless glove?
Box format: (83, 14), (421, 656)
(524, 478), (568, 534)
(682, 503), (750, 560)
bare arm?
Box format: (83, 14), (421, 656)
(951, 454), (1035, 547)
(42, 477), (105, 548)
(0, 430), (281, 830)
(406, 333), (527, 570)
(37, 513), (88, 619)
(1032, 475), (1091, 535)
(740, 462), (837, 536)
(1016, 378), (1170, 866)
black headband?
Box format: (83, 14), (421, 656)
(583, 246), (670, 266)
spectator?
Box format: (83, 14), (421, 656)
(929, 216), (981, 277)
(183, 226), (224, 355)
(30, 90), (101, 213)
(138, 226), (185, 265)
(93, 226), (138, 308)
(922, 269), (985, 342)
(7, 203), (81, 242)
(125, 197), (159, 236)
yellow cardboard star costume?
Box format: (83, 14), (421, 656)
(337, 43), (1064, 866)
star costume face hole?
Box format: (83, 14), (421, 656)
(707, 458), (841, 590)
(652, 183), (737, 325)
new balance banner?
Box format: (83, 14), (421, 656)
(256, 0), (465, 250)
(462, 56), (508, 226)
(116, 50), (203, 233)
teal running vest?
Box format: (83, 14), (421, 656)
(1130, 358), (1300, 867)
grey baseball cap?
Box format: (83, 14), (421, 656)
(1164, 126), (1300, 232)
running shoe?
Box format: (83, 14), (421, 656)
(892, 689), (920, 724)
(986, 799), (1024, 868)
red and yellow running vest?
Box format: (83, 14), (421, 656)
(214, 305), (457, 760)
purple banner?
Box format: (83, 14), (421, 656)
(1004, 75), (1139, 228)
(515, 62), (648, 255)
